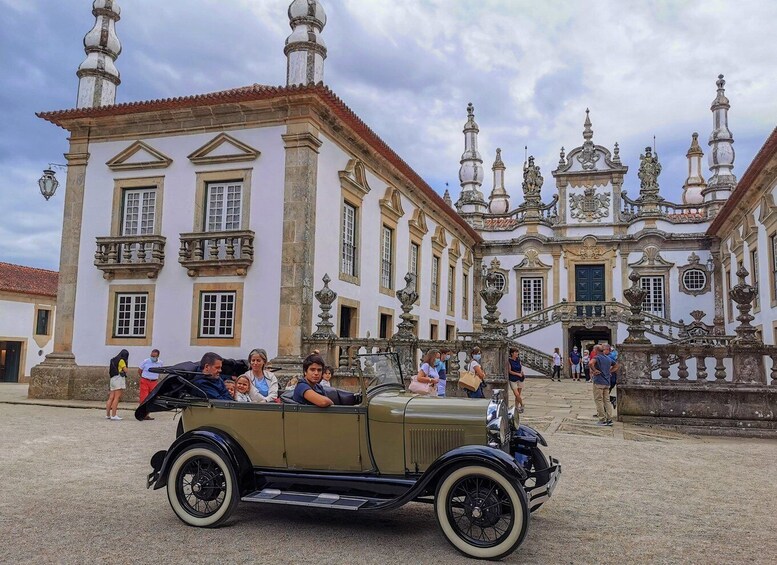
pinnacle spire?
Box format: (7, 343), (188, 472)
(488, 148), (509, 214)
(682, 133), (706, 204)
(456, 102), (487, 215)
(77, 1), (122, 108)
(706, 74), (736, 200)
(583, 108), (593, 141)
(285, 0), (328, 86)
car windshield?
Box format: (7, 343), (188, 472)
(355, 352), (404, 389)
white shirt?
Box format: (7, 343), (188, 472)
(552, 352), (561, 366)
(139, 358), (163, 380)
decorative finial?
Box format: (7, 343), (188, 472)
(467, 102), (474, 118)
(559, 146), (566, 166)
(493, 148), (504, 169)
(612, 142), (621, 164)
(443, 189), (453, 207)
(285, 0), (328, 86)
(583, 108), (593, 141)
(77, 0), (122, 108)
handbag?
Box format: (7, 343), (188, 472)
(408, 377), (432, 395)
(458, 369), (480, 392)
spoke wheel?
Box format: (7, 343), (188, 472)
(166, 446), (238, 528)
(435, 465), (529, 560)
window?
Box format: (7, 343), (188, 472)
(122, 188), (156, 236)
(341, 202), (358, 277)
(726, 268), (733, 321)
(640, 276), (665, 318)
(771, 235), (777, 301)
(410, 242), (419, 279)
(380, 225), (394, 290)
(489, 272), (507, 292)
(430, 321), (438, 340)
(682, 269), (707, 292)
(521, 277), (543, 316)
(447, 265), (455, 313)
(751, 249), (759, 291)
(35, 309), (51, 336)
(379, 313), (393, 339)
(431, 255), (440, 307)
(199, 292), (236, 338)
(446, 323), (455, 341)
(462, 272), (469, 318)
(114, 293), (147, 337)
(206, 182), (242, 232)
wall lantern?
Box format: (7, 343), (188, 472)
(38, 163), (67, 201)
(705, 255), (715, 273)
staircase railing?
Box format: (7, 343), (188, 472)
(503, 300), (685, 342)
(512, 341), (554, 376)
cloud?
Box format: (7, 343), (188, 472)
(1, 0), (776, 271)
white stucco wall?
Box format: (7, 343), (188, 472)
(0, 297), (55, 378)
(72, 126), (287, 367)
(313, 133), (475, 340)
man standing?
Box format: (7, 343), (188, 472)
(191, 352), (233, 401)
(137, 348), (162, 418)
(568, 346), (582, 382)
(589, 344), (615, 426)
(551, 347), (562, 381)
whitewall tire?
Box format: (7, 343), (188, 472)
(434, 465), (529, 560)
(166, 446), (239, 528)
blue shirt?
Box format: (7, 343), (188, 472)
(592, 354), (613, 387)
(569, 352), (581, 365)
(508, 358), (523, 382)
(607, 350), (618, 375)
(293, 380), (326, 405)
(191, 375), (233, 401)
(434, 359), (447, 380)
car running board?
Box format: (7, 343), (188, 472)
(242, 489), (369, 510)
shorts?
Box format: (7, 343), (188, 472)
(509, 380), (524, 392)
(109, 375), (126, 391)
(571, 364), (581, 374)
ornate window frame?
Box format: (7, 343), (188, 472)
(628, 245), (674, 320)
(193, 169), (252, 232)
(190, 282), (244, 347)
(106, 284), (156, 346)
(379, 185), (404, 296)
(678, 252), (711, 296)
(339, 160), (370, 286)
(513, 249), (551, 315)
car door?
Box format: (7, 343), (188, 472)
(282, 404), (367, 472)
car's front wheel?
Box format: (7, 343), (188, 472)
(166, 445), (239, 528)
(434, 465), (529, 560)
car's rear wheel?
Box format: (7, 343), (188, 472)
(434, 465), (529, 560)
(166, 445), (238, 528)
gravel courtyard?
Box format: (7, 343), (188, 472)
(1, 395), (776, 564)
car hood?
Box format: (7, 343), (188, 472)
(404, 395), (490, 426)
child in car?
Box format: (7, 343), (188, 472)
(234, 375), (254, 402)
(321, 366), (334, 388)
(224, 378), (236, 399)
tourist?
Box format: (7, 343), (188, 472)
(241, 348), (279, 403)
(551, 347), (562, 381)
(412, 349), (440, 395)
(191, 352), (233, 401)
(321, 366), (334, 388)
(589, 345), (615, 426)
(284, 376), (299, 391)
(465, 347), (486, 398)
(137, 348), (163, 419)
(606, 344), (619, 408)
(106, 349), (129, 421)
(568, 346), (582, 382)
(234, 375), (254, 402)
(582, 348), (591, 382)
(436, 349), (449, 397)
(224, 378), (237, 399)
(507, 347), (525, 413)
(293, 354), (334, 407)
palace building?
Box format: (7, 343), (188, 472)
(30, 0), (777, 399)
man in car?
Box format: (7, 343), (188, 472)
(293, 354), (334, 407)
(191, 352), (234, 401)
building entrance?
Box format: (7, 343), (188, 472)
(0, 341), (23, 382)
(568, 327), (612, 356)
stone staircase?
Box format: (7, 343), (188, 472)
(504, 300), (685, 342)
(513, 341), (554, 376)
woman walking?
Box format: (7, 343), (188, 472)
(551, 347), (562, 382)
(106, 349), (129, 421)
(465, 347), (486, 399)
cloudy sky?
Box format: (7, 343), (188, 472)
(1, 0), (776, 270)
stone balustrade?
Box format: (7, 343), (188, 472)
(621, 192), (711, 223)
(94, 235), (166, 279)
(178, 229), (255, 277)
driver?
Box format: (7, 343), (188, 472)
(292, 354), (334, 407)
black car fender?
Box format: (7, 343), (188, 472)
(150, 427), (254, 494)
(374, 446), (528, 510)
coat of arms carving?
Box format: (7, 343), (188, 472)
(570, 186), (610, 222)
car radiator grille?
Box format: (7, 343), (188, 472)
(410, 428), (465, 467)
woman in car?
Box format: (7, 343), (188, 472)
(292, 354), (334, 407)
(241, 348), (279, 403)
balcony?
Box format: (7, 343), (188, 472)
(178, 229), (255, 277)
(94, 235), (166, 280)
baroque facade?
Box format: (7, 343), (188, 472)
(30, 0), (776, 400)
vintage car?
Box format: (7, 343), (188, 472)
(138, 353), (561, 560)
